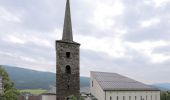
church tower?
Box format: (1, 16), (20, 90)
(56, 0), (80, 99)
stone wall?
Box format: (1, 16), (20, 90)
(56, 41), (80, 99)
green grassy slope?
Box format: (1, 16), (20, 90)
(1, 65), (90, 89)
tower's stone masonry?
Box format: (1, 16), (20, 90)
(56, 0), (80, 99)
(56, 41), (80, 99)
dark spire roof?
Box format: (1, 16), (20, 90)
(62, 0), (73, 42)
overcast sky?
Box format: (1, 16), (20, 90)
(0, 0), (170, 84)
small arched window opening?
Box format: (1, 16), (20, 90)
(66, 65), (71, 74)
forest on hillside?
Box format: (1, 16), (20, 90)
(1, 65), (90, 89)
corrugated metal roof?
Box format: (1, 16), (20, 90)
(91, 71), (159, 91)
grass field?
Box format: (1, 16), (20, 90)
(20, 89), (47, 95)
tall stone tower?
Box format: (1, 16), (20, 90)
(56, 0), (80, 99)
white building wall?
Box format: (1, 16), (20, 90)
(41, 95), (56, 100)
(90, 74), (105, 100)
(105, 91), (160, 100)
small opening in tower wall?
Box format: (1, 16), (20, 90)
(67, 85), (70, 89)
(66, 65), (71, 74)
(66, 52), (70, 58)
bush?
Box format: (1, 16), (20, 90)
(68, 95), (85, 100)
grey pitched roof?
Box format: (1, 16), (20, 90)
(91, 71), (159, 91)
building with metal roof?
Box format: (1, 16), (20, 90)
(90, 71), (160, 100)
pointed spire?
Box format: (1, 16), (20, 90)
(62, 0), (73, 42)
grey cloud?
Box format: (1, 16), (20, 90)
(80, 48), (170, 83)
(0, 0), (64, 32)
(124, 20), (170, 42)
(0, 0), (169, 84)
(153, 45), (170, 55)
(121, 1), (170, 42)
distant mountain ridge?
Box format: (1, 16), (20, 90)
(1, 65), (169, 91)
(0, 65), (90, 89)
(152, 83), (170, 91)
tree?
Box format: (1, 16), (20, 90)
(0, 66), (20, 100)
(68, 95), (85, 100)
(161, 91), (170, 100)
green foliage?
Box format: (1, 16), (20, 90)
(68, 95), (85, 100)
(20, 89), (47, 95)
(0, 66), (20, 100)
(161, 91), (170, 100)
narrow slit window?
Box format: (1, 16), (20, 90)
(67, 85), (70, 89)
(66, 52), (70, 58)
(151, 96), (152, 100)
(110, 96), (112, 100)
(129, 96), (131, 100)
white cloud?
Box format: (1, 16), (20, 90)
(76, 33), (126, 58)
(143, 0), (170, 7)
(0, 7), (21, 23)
(7, 35), (25, 44)
(140, 18), (160, 28)
(151, 53), (170, 63)
(151, 0), (170, 7)
(126, 40), (170, 63)
(89, 1), (124, 30)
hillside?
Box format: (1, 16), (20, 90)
(1, 65), (169, 91)
(0, 65), (90, 89)
(153, 83), (170, 91)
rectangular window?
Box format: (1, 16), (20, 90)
(117, 96), (119, 100)
(129, 96), (131, 100)
(66, 52), (70, 58)
(135, 96), (137, 100)
(123, 96), (125, 100)
(155, 95), (157, 100)
(141, 96), (142, 100)
(146, 96), (147, 100)
(92, 81), (93, 87)
(110, 96), (112, 100)
(151, 95), (152, 100)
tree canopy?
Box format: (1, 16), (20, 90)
(161, 91), (170, 100)
(0, 66), (20, 100)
